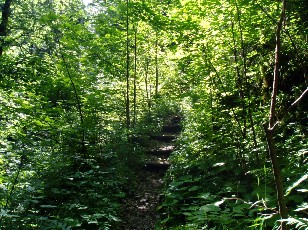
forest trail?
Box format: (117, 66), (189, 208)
(120, 116), (181, 230)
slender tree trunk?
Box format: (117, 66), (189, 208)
(0, 0), (12, 56)
(144, 58), (151, 114)
(231, 20), (241, 94)
(264, 1), (288, 229)
(235, 0), (248, 139)
(248, 102), (260, 167)
(125, 0), (130, 130)
(155, 30), (159, 96)
(208, 59), (245, 139)
(231, 20), (246, 141)
(210, 74), (213, 132)
(133, 26), (137, 127)
(61, 54), (86, 158)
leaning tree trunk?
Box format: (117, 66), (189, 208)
(0, 0), (12, 56)
(264, 1), (288, 229)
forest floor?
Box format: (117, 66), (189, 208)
(120, 117), (181, 230)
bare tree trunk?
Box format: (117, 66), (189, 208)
(248, 102), (260, 167)
(125, 0), (130, 130)
(144, 58), (151, 114)
(235, 0), (248, 139)
(155, 30), (159, 96)
(60, 54), (86, 158)
(133, 26), (137, 127)
(0, 0), (12, 56)
(264, 1), (288, 229)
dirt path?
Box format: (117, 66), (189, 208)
(120, 117), (181, 230)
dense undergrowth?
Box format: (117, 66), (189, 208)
(0, 89), (179, 229)
(0, 117), (129, 229)
(157, 95), (308, 229)
(1, 0), (307, 229)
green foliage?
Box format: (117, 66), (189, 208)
(287, 218), (308, 230)
(0, 0), (307, 229)
(0, 0), (140, 228)
(156, 0), (307, 229)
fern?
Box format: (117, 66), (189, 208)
(285, 174), (308, 196)
(283, 217), (308, 230)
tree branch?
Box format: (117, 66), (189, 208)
(271, 88), (308, 131)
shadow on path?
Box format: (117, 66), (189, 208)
(120, 116), (181, 230)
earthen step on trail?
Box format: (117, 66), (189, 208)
(170, 115), (182, 124)
(150, 134), (177, 142)
(143, 162), (170, 172)
(148, 145), (175, 156)
(162, 124), (181, 134)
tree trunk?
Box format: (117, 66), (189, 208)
(133, 26), (137, 127)
(248, 103), (260, 167)
(0, 0), (12, 56)
(155, 30), (159, 96)
(264, 126), (288, 229)
(125, 0), (130, 130)
(231, 20), (246, 140)
(264, 1), (288, 229)
(144, 57), (151, 114)
(61, 54), (86, 158)
(235, 0), (247, 139)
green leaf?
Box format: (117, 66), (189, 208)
(114, 192), (125, 198)
(188, 186), (199, 191)
(233, 203), (250, 214)
(200, 204), (221, 213)
(295, 202), (308, 212)
(286, 174), (308, 196)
